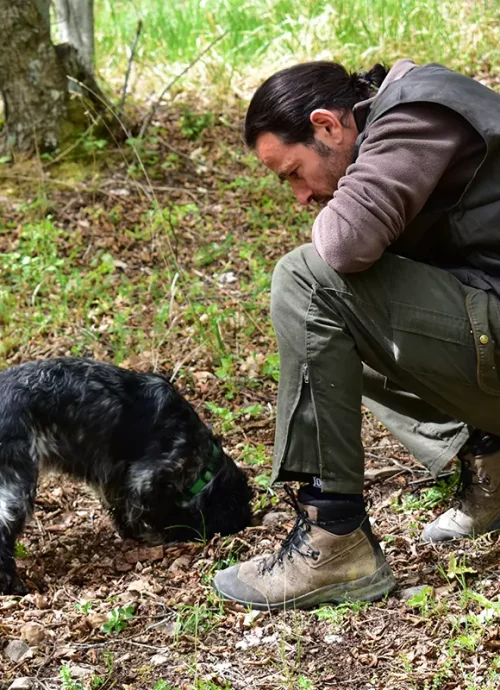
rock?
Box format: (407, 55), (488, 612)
(67, 665), (95, 678)
(34, 594), (48, 609)
(262, 511), (289, 527)
(216, 271), (237, 285)
(150, 654), (169, 666)
(20, 623), (45, 646)
(114, 558), (134, 572)
(123, 545), (163, 565)
(123, 549), (140, 565)
(324, 634), (344, 644)
(88, 613), (108, 628)
(243, 610), (262, 628)
(4, 640), (30, 662)
(168, 556), (191, 573)
(399, 585), (431, 602)
(137, 545), (164, 562)
(127, 578), (153, 593)
(8, 678), (33, 690)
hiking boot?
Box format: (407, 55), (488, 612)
(213, 485), (395, 610)
(421, 439), (500, 543)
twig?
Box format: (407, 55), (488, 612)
(139, 30), (228, 138)
(119, 19), (143, 113)
(365, 451), (417, 473)
(408, 471), (455, 487)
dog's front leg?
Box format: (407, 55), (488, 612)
(0, 507), (30, 595)
(0, 442), (38, 595)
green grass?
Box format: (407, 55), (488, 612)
(94, 0), (500, 98)
(5, 5), (500, 688)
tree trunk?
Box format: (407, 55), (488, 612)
(0, 0), (109, 157)
(0, 0), (68, 155)
(54, 0), (95, 70)
(34, 0), (50, 28)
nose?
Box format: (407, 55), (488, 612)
(292, 183), (313, 206)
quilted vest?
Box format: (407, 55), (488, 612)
(355, 63), (500, 279)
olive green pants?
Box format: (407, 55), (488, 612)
(271, 245), (500, 493)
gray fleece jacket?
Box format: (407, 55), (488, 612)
(312, 59), (485, 273)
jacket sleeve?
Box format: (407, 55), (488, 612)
(312, 103), (484, 273)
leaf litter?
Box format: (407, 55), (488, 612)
(1, 103), (500, 690)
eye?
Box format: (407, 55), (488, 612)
(288, 169), (299, 180)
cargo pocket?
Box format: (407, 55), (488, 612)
(390, 300), (478, 388)
(465, 289), (500, 396)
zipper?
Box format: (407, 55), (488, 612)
(302, 363), (309, 383)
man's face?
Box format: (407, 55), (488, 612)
(255, 109), (358, 206)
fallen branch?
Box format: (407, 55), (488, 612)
(119, 19), (143, 113)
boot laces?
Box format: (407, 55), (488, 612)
(456, 455), (475, 501)
(259, 485), (319, 574)
(455, 451), (492, 503)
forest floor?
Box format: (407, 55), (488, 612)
(1, 99), (500, 690)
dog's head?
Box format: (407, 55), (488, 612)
(132, 438), (253, 544)
(183, 446), (254, 541)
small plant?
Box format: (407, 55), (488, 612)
(75, 599), (96, 614)
(263, 352), (280, 381)
(14, 542), (29, 559)
(406, 586), (437, 617)
(102, 605), (135, 634)
(153, 681), (174, 690)
(239, 443), (269, 465)
(448, 630), (482, 652)
(205, 402), (264, 433)
(392, 472), (458, 517)
(59, 666), (84, 690)
(82, 135), (108, 154)
(314, 601), (370, 630)
(173, 602), (223, 640)
(446, 553), (477, 580)
(254, 471), (272, 488)
(252, 488), (279, 513)
(179, 108), (213, 140)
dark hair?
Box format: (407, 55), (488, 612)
(244, 62), (388, 148)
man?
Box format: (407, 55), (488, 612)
(213, 59), (500, 610)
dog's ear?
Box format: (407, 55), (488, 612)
(128, 458), (178, 500)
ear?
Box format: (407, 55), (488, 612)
(310, 108), (344, 145)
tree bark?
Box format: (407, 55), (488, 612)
(0, 0), (68, 155)
(34, 0), (50, 28)
(0, 0), (109, 156)
(54, 0), (95, 70)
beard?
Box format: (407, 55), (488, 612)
(310, 139), (352, 203)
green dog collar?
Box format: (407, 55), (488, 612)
(181, 442), (222, 501)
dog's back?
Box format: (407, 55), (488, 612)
(0, 358), (197, 481)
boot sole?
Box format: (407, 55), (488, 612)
(214, 562), (396, 611)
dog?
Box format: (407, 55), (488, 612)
(0, 357), (252, 594)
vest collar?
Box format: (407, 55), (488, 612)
(353, 59), (417, 133)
